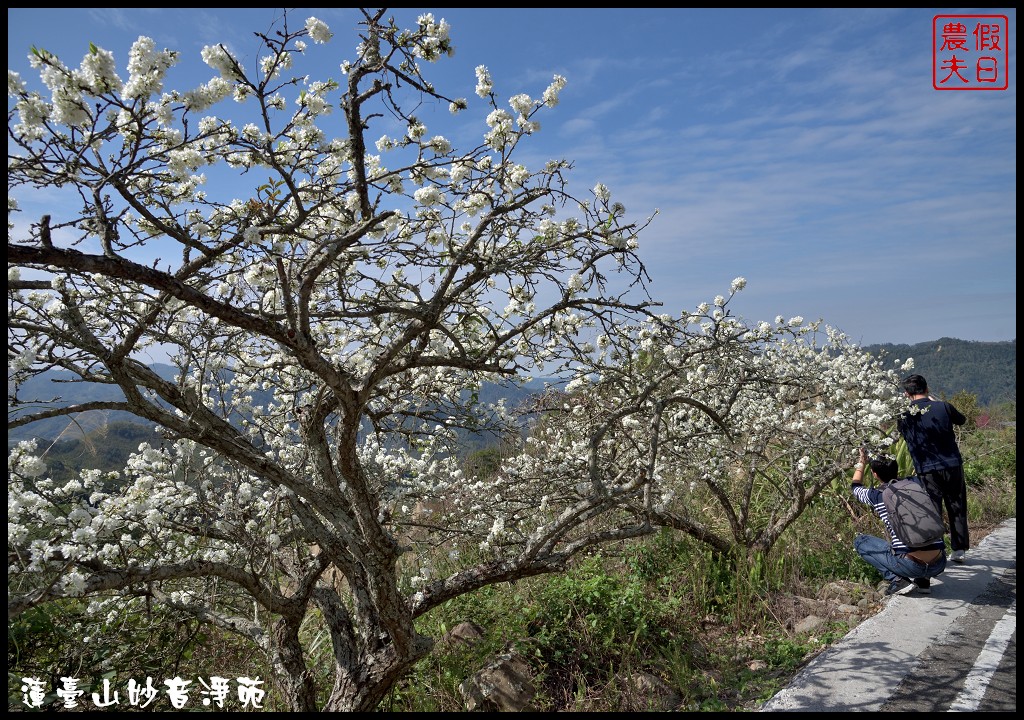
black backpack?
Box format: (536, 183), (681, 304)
(882, 478), (946, 549)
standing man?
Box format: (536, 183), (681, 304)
(896, 374), (969, 563)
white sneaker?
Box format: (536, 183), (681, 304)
(951, 550), (966, 563)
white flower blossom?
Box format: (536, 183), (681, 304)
(124, 36), (178, 99)
(474, 65), (492, 98)
(413, 186), (443, 206)
(201, 44), (243, 81)
(543, 75), (567, 107)
(11, 344), (39, 373)
(305, 17), (333, 44)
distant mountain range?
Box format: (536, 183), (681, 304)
(7, 364), (556, 454)
(861, 337), (1015, 406)
(8, 363), (178, 446)
(8, 338), (1014, 471)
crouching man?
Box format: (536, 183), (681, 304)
(851, 447), (947, 597)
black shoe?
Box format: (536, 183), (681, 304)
(885, 578), (915, 596)
(913, 578), (931, 594)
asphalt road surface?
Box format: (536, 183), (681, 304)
(760, 517), (1016, 712)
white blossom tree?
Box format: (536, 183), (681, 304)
(8, 8), (907, 711)
(508, 290), (911, 560)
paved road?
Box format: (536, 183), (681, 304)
(760, 517), (1016, 712)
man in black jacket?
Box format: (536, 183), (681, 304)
(897, 374), (969, 563)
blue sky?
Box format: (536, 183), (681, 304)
(8, 7), (1017, 347)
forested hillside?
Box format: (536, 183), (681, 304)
(862, 337), (1015, 406)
